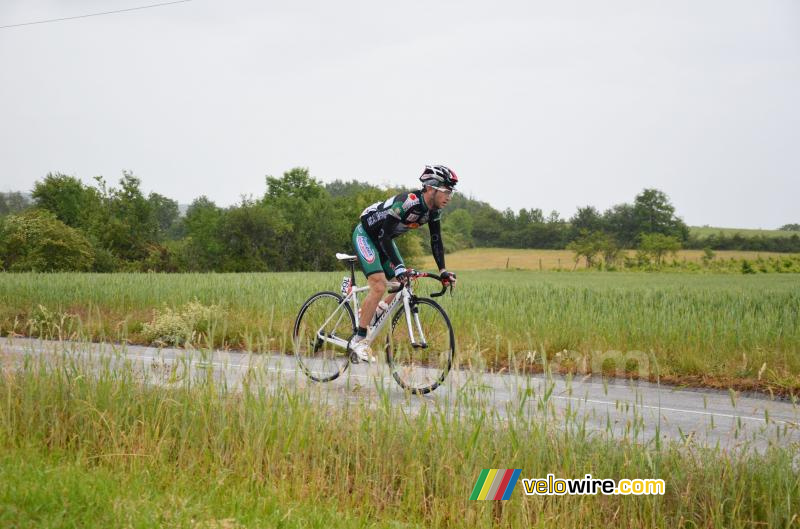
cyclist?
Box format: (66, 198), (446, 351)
(349, 165), (459, 363)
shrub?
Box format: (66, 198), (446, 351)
(701, 247), (716, 265)
(638, 233), (682, 266)
(741, 260), (756, 274)
(141, 300), (225, 346)
(0, 209), (94, 271)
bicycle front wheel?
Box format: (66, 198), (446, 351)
(386, 297), (454, 394)
(293, 291), (355, 382)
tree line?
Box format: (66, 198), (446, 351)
(1, 169), (798, 272)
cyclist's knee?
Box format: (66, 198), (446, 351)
(367, 274), (387, 294)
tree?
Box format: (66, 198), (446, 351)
(599, 234), (622, 268)
(470, 207), (505, 246)
(262, 168), (373, 270)
(780, 223), (800, 231)
(181, 196), (225, 271)
(443, 194), (506, 247)
(32, 173), (101, 229)
(602, 190), (688, 248)
(0, 209), (94, 271)
(566, 230), (606, 269)
(544, 210), (569, 248)
(325, 179), (381, 198)
(441, 208), (474, 251)
(569, 206), (605, 238)
(0, 192), (31, 216)
(265, 167), (325, 201)
(218, 199), (290, 271)
(264, 191), (351, 271)
(147, 192), (180, 239)
(94, 172), (159, 262)
(638, 233), (682, 266)
(603, 203), (639, 248)
(633, 188), (689, 241)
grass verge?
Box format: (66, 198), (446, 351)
(1, 352), (798, 528)
(0, 447), (389, 529)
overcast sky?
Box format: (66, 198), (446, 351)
(1, 0), (798, 228)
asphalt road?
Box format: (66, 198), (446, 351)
(3, 337), (799, 452)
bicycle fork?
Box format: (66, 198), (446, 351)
(361, 288), (428, 348)
(403, 291), (428, 349)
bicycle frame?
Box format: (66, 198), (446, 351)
(311, 280), (428, 352)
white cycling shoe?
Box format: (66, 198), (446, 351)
(350, 339), (376, 364)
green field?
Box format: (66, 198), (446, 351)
(690, 226), (798, 239)
(1, 271), (799, 393)
(1, 353), (797, 528)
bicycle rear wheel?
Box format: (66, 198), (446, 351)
(386, 297), (454, 394)
(293, 291), (355, 382)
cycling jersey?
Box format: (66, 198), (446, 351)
(358, 190), (446, 274)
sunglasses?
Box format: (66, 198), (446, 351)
(432, 186), (456, 196)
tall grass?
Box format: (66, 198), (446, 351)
(1, 271), (799, 391)
(1, 351), (797, 528)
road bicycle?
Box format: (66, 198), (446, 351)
(293, 253), (455, 394)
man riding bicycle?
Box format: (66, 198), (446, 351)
(349, 165), (459, 363)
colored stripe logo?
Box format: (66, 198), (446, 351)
(470, 469), (522, 500)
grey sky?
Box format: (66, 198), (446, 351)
(1, 0), (798, 228)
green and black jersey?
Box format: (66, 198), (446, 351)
(357, 190), (445, 274)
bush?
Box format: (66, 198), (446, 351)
(638, 233), (681, 265)
(90, 245), (121, 272)
(702, 247), (716, 264)
(741, 260), (756, 274)
(141, 300), (225, 347)
(0, 210), (94, 271)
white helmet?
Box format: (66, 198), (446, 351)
(419, 165), (458, 189)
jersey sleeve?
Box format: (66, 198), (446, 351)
(429, 215), (446, 271)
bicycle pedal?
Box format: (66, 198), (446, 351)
(411, 342), (428, 349)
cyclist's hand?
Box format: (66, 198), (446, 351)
(393, 265), (410, 284)
(440, 270), (457, 287)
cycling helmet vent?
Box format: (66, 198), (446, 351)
(419, 165), (458, 189)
